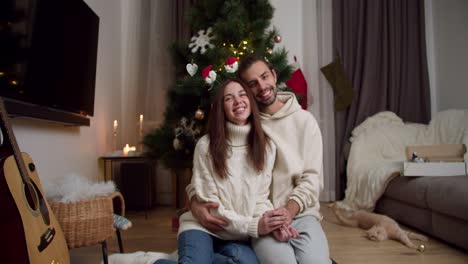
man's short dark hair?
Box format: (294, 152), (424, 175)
(237, 54), (274, 78)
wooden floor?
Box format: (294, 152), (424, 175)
(70, 203), (468, 264)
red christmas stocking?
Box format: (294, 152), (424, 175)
(286, 56), (308, 109)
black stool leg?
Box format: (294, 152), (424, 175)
(101, 240), (108, 264)
(116, 229), (124, 253)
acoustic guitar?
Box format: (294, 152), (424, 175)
(0, 97), (70, 264)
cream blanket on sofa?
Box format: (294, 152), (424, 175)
(338, 109), (468, 211)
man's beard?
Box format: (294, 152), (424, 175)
(257, 88), (278, 108)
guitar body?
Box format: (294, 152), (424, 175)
(0, 97), (70, 263)
(2, 153), (70, 264)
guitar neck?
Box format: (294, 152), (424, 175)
(0, 97), (29, 181)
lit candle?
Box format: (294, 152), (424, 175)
(123, 144), (130, 156)
(113, 120), (118, 135)
(139, 114), (143, 135)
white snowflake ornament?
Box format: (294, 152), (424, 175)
(189, 27), (215, 54)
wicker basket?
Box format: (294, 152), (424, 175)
(49, 192), (125, 249)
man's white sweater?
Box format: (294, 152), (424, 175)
(260, 92), (323, 220)
(181, 122), (276, 240)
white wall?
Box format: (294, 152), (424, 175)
(270, 0), (303, 63)
(13, 0), (122, 183)
(426, 0), (468, 113)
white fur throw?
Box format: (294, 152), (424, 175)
(43, 174), (116, 203)
(338, 109), (468, 211)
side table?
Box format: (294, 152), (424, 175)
(100, 156), (155, 218)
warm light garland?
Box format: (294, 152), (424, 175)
(223, 39), (254, 58)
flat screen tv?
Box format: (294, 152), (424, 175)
(0, 0), (99, 126)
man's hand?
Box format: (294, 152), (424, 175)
(258, 210), (288, 235)
(268, 207), (294, 227)
(272, 225), (300, 242)
(190, 198), (227, 232)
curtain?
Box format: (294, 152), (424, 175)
(143, 0), (194, 125)
(142, 0), (178, 128)
(333, 0), (431, 199)
(119, 0), (183, 148)
(174, 0), (196, 41)
(119, 0), (194, 205)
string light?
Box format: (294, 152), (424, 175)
(225, 39), (255, 57)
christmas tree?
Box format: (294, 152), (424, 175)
(143, 0), (293, 169)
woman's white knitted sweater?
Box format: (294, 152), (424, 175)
(179, 122), (276, 241)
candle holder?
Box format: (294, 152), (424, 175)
(113, 130), (117, 151)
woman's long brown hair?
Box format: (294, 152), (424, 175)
(208, 78), (268, 179)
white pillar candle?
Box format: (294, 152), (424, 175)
(139, 115), (143, 135)
(113, 120), (118, 134)
(123, 144), (130, 156)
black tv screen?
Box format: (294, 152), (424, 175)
(0, 0), (99, 126)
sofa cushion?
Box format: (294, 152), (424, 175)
(432, 211), (468, 250)
(382, 176), (431, 209)
(426, 176), (468, 221)
(375, 198), (433, 233)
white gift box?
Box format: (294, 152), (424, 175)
(402, 161), (467, 177)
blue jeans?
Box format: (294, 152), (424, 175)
(155, 230), (259, 264)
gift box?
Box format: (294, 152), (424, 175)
(403, 161), (467, 177)
(405, 144), (466, 162)
(403, 144), (466, 177)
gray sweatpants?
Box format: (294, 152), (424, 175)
(252, 215), (331, 264)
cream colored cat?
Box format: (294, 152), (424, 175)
(331, 204), (428, 250)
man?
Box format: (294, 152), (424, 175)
(190, 55), (331, 263)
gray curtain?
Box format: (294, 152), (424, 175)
(333, 0), (431, 199)
(174, 0), (196, 41)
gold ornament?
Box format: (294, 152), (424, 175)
(266, 48), (273, 54)
(195, 109), (205, 120)
(417, 244), (425, 252)
(274, 35), (282, 43)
